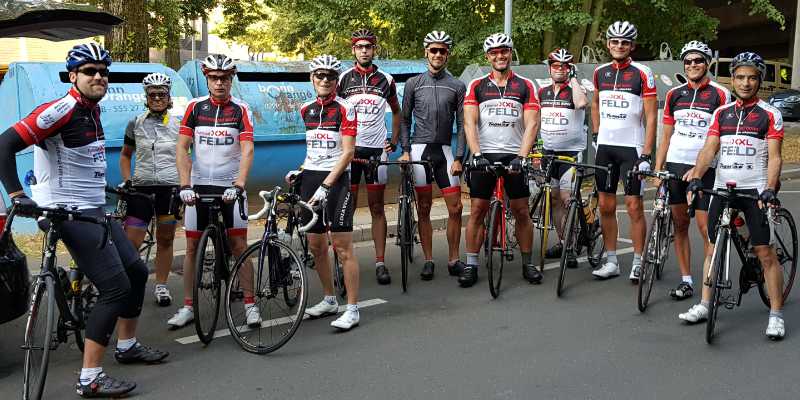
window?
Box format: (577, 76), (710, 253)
(764, 64), (776, 82)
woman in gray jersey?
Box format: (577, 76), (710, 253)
(119, 73), (181, 307)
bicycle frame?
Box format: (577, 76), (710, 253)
(487, 165), (509, 257)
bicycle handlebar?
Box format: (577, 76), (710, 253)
(527, 153), (577, 163)
(629, 169), (680, 181)
(688, 184), (769, 222)
(195, 193), (248, 221)
(4, 204), (111, 249)
(105, 186), (156, 203)
(249, 187), (318, 233)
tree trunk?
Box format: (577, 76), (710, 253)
(103, 0), (148, 62)
(569, 0), (594, 58)
(584, 0), (605, 53)
(165, 24), (181, 70)
(542, 31), (554, 60)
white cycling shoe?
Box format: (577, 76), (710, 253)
(678, 303), (709, 323)
(629, 264), (641, 282)
(305, 299), (339, 318)
(245, 303), (262, 327)
(167, 306), (194, 328)
(331, 309), (360, 331)
(592, 262), (620, 279)
(154, 285), (172, 307)
(766, 316), (785, 340)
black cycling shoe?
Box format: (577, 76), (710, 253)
(670, 282), (694, 300)
(458, 265), (478, 287)
(420, 261), (435, 281)
(523, 264), (543, 284)
(76, 373), (136, 398)
(566, 253), (578, 269)
(545, 243), (563, 258)
(114, 342), (169, 365)
(376, 264), (391, 285)
(448, 260), (466, 276)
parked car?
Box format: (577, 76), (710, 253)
(768, 89), (800, 121)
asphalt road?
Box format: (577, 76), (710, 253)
(3, 179), (800, 400)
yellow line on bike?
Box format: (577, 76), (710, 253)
(174, 298), (388, 345)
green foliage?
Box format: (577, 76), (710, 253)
(748, 0), (786, 30)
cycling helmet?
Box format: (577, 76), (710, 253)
(423, 31), (453, 48)
(547, 48), (574, 64)
(142, 72), (172, 90)
(483, 33), (513, 53)
(309, 54), (342, 72)
(680, 40), (713, 63)
(65, 43), (112, 71)
(201, 54), (236, 74)
(351, 29), (377, 44)
(606, 21), (638, 40)
(730, 51), (766, 80)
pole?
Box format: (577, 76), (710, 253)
(504, 0), (512, 37)
(792, 0), (800, 89)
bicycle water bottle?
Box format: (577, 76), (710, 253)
(734, 216), (750, 243)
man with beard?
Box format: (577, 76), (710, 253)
(398, 31), (467, 281)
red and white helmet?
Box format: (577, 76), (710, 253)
(547, 48), (574, 64)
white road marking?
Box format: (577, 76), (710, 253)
(174, 298), (388, 345)
(541, 246), (634, 271)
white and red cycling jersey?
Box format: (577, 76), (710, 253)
(300, 93), (357, 171)
(337, 64), (400, 149)
(538, 82), (586, 152)
(663, 78), (731, 165)
(464, 70), (539, 154)
(179, 95), (254, 187)
(593, 58), (657, 149)
(708, 97), (783, 192)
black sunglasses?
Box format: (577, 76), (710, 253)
(313, 72), (338, 81)
(77, 67), (109, 77)
(428, 47), (449, 55)
(683, 58), (706, 66)
(147, 92), (169, 99)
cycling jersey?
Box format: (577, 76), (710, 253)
(399, 69), (467, 160)
(180, 95), (254, 187)
(337, 64), (400, 148)
(11, 87), (106, 209)
(708, 98), (783, 192)
(300, 93), (357, 171)
(464, 70), (539, 154)
(538, 82), (586, 152)
(663, 78), (731, 165)
(593, 58), (657, 149)
(124, 111), (181, 186)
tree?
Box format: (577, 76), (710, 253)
(102, 0), (149, 62)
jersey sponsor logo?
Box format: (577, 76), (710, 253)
(647, 73), (655, 88)
(307, 131), (339, 149)
(747, 112), (761, 122)
(36, 99), (72, 129)
(89, 144), (106, 163)
(486, 106), (520, 117)
(720, 137), (757, 156)
(604, 71), (613, 78)
(559, 90), (570, 99)
(542, 111), (569, 126)
(622, 71), (635, 81)
(353, 98), (384, 115)
(488, 121), (517, 128)
(198, 128), (235, 145)
(699, 90), (712, 100)
(600, 93), (630, 108)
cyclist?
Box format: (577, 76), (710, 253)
(653, 41), (731, 300)
(538, 48), (589, 268)
(119, 72), (182, 307)
(172, 54), (259, 328)
(683, 52), (786, 339)
(337, 29), (402, 285)
(398, 31), (467, 280)
(294, 55), (362, 330)
(0, 43), (167, 398)
(461, 33), (541, 287)
(591, 21), (658, 282)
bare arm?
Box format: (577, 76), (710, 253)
(642, 97), (658, 155)
(570, 78), (588, 110)
(325, 135), (355, 186)
(654, 123), (673, 172)
(176, 135), (193, 187)
(119, 145), (134, 182)
(235, 140), (254, 188)
(464, 104), (481, 155)
(519, 108), (540, 156)
(390, 103), (402, 148)
(767, 138), (782, 191)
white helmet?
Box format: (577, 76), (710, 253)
(309, 54), (342, 72)
(423, 31), (453, 48)
(142, 72), (171, 90)
(679, 40), (713, 63)
(606, 21), (638, 40)
(483, 33), (513, 53)
(201, 53), (236, 74)
(547, 48), (574, 64)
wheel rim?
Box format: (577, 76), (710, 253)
(23, 278), (54, 400)
(194, 227), (222, 344)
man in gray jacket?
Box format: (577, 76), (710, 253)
(399, 31), (467, 280)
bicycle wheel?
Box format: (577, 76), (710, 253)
(399, 197), (411, 293)
(637, 214), (661, 312)
(557, 202), (579, 297)
(226, 239), (307, 354)
(538, 187), (551, 272)
(656, 214), (674, 280)
(706, 229), (729, 344)
(23, 276), (55, 400)
(139, 221), (155, 265)
(757, 208), (798, 306)
(486, 201), (504, 298)
(193, 225), (223, 345)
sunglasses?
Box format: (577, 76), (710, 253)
(313, 72), (339, 82)
(683, 58), (707, 66)
(353, 44), (375, 51)
(77, 67), (109, 77)
(550, 63), (570, 70)
(609, 39), (632, 47)
(428, 47), (449, 55)
(207, 74), (233, 83)
(487, 48), (511, 57)
(147, 92), (169, 100)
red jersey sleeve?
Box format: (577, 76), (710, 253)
(387, 80), (400, 112)
(522, 78), (540, 111)
(640, 66), (657, 98)
(341, 102), (357, 137)
(662, 89), (675, 125)
(464, 78), (481, 106)
(179, 100), (197, 138)
(12, 98), (76, 145)
(238, 103), (254, 142)
(767, 107), (784, 140)
(707, 108), (722, 137)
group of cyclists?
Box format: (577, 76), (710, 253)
(0, 18), (788, 398)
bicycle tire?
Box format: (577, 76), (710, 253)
(226, 239), (308, 354)
(637, 214), (661, 312)
(656, 213), (673, 280)
(400, 197), (410, 293)
(23, 276), (55, 400)
(487, 201), (504, 298)
(538, 187), (551, 272)
(194, 225), (223, 345)
(706, 228), (729, 344)
(557, 201), (579, 297)
(757, 208), (798, 307)
(68, 287), (85, 353)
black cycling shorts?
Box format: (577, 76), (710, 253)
(665, 162), (714, 210)
(594, 144), (644, 196)
(350, 146), (387, 189)
(184, 185), (248, 239)
(299, 170), (354, 234)
(126, 185), (179, 223)
(543, 150), (581, 190)
(706, 189), (771, 246)
(410, 143), (460, 194)
(468, 153), (529, 200)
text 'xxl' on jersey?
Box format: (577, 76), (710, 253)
(464, 70), (540, 154)
(300, 94), (357, 171)
(593, 58), (656, 149)
(179, 95), (254, 187)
